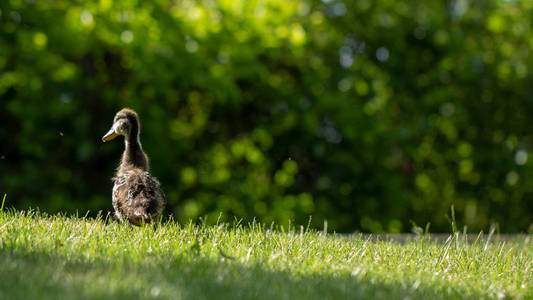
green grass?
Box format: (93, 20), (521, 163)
(0, 209), (531, 300)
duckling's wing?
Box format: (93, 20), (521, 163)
(112, 170), (166, 225)
(129, 171), (166, 217)
(112, 172), (130, 221)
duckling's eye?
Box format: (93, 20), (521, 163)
(117, 121), (130, 134)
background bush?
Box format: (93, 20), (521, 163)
(1, 0), (532, 232)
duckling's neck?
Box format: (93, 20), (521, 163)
(120, 131), (149, 172)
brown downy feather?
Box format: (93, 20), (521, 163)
(112, 170), (165, 225)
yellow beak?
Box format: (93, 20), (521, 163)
(102, 124), (119, 142)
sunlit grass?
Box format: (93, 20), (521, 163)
(0, 208), (531, 299)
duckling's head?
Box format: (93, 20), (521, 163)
(102, 108), (140, 142)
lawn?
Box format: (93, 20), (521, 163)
(0, 208), (531, 299)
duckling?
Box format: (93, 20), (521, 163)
(102, 108), (166, 225)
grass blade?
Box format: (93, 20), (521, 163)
(1, 194), (6, 212)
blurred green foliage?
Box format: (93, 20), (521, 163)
(1, 0), (532, 232)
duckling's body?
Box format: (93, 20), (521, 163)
(103, 108), (166, 225)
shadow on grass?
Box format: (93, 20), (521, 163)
(0, 247), (479, 300)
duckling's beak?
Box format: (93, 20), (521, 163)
(102, 123), (119, 142)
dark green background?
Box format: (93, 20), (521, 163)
(1, 0), (532, 232)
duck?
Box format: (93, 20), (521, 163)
(102, 108), (166, 225)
